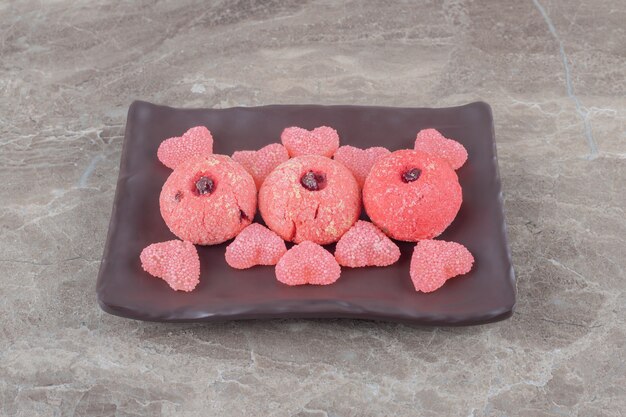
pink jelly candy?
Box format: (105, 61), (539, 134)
(409, 240), (474, 293)
(333, 145), (391, 188)
(232, 143), (290, 189)
(413, 128), (467, 170)
(335, 220), (400, 267)
(140, 240), (200, 292)
(275, 241), (341, 286)
(225, 223), (287, 269)
(157, 126), (214, 169)
(280, 126), (340, 158)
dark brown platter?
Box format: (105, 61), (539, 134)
(96, 101), (515, 325)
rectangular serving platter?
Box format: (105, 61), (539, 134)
(96, 101), (515, 325)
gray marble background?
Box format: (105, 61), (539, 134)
(1, 0), (624, 416)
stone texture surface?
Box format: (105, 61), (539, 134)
(1, 0), (625, 416)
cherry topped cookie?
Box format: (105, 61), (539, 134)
(362, 149), (462, 241)
(160, 155), (256, 245)
(258, 155), (360, 244)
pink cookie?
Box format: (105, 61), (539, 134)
(232, 143), (289, 189)
(140, 240), (200, 292)
(363, 150), (462, 241)
(281, 126), (340, 158)
(157, 126), (214, 169)
(259, 155), (360, 244)
(409, 240), (474, 293)
(414, 128), (468, 170)
(225, 223), (287, 269)
(335, 221), (400, 267)
(333, 145), (391, 188)
(160, 155), (256, 245)
(275, 241), (341, 286)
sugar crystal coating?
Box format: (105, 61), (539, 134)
(409, 240), (474, 293)
(275, 241), (341, 286)
(232, 143), (289, 189)
(160, 154), (256, 245)
(363, 149), (462, 241)
(157, 126), (214, 169)
(335, 220), (400, 267)
(333, 145), (391, 188)
(414, 128), (468, 170)
(259, 155), (360, 244)
(281, 126), (340, 158)
(225, 223), (287, 269)
(140, 240), (200, 292)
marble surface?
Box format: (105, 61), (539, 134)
(1, 0), (624, 416)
